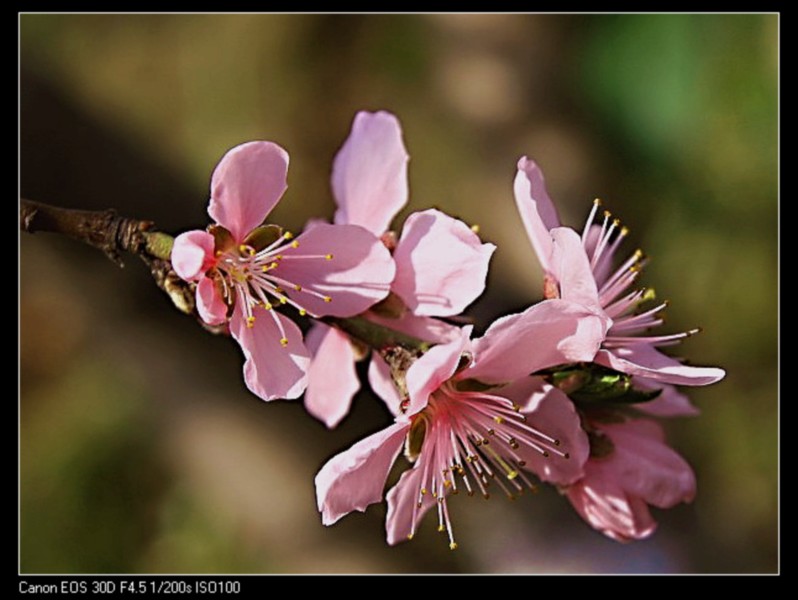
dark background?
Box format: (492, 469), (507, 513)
(20, 14), (777, 573)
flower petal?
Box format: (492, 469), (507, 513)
(595, 346), (726, 386)
(277, 223), (395, 318)
(315, 421), (409, 526)
(632, 378), (700, 418)
(366, 311), (462, 345)
(172, 230), (216, 281)
(514, 156), (561, 274)
(391, 209), (496, 316)
(368, 352), (404, 417)
(466, 300), (609, 384)
(332, 111), (409, 235)
(229, 303), (309, 401)
(385, 465), (437, 545)
(550, 227), (601, 309)
(196, 276), (228, 326)
(304, 323), (361, 428)
(599, 419), (696, 508)
(208, 141), (289, 242)
(405, 327), (472, 416)
(500, 378), (589, 485)
(565, 474), (658, 542)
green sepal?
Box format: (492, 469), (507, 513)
(543, 363), (662, 406)
(243, 224), (284, 252)
(208, 224), (236, 254)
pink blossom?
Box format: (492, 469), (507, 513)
(171, 141), (395, 401)
(305, 111), (495, 427)
(564, 418), (696, 542)
(513, 157), (725, 400)
(315, 300), (610, 548)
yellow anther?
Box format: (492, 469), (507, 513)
(620, 226), (630, 236)
(263, 303), (273, 310)
(270, 261), (278, 269)
(325, 254), (334, 260)
(633, 249), (644, 260)
(493, 416), (504, 424)
(443, 480), (452, 488)
(279, 297), (287, 305)
(407, 534), (414, 540)
(275, 286), (284, 293)
(276, 254), (283, 260)
(612, 218), (621, 228)
(449, 543), (458, 551)
(507, 471), (518, 480)
(294, 284), (302, 292)
(239, 244), (255, 256)
(323, 296), (332, 303)
(470, 224), (480, 234)
(290, 240), (299, 249)
(421, 488), (427, 495)
(603, 210), (612, 219)
(246, 316), (256, 328)
(593, 198), (602, 206)
(280, 337), (289, 347)
(642, 288), (657, 302)
(438, 525), (445, 532)
(283, 232), (294, 240)
(299, 309), (307, 316)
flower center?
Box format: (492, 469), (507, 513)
(405, 380), (569, 549)
(213, 231), (334, 342)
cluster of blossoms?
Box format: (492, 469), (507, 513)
(172, 110), (724, 548)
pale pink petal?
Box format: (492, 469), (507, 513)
(633, 378), (700, 418)
(565, 476), (657, 542)
(304, 323), (360, 428)
(600, 420), (696, 508)
(277, 223), (395, 318)
(514, 156), (561, 274)
(366, 312), (462, 345)
(499, 379), (589, 485)
(332, 111), (409, 235)
(595, 346), (726, 386)
(466, 300), (609, 384)
(208, 141), (289, 242)
(315, 421), (409, 526)
(550, 227), (601, 309)
(195, 276), (227, 326)
(368, 352), (404, 416)
(391, 209), (496, 316)
(171, 230), (216, 281)
(405, 327), (472, 416)
(229, 303), (309, 401)
(385, 466), (437, 545)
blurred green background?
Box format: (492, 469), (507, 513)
(19, 14), (777, 574)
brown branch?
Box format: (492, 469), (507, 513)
(21, 198), (195, 317)
(20, 198), (433, 355)
(21, 198), (156, 265)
